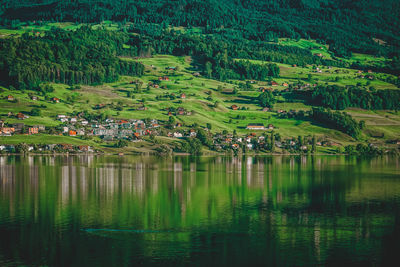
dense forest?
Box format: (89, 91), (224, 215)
(0, 25), (286, 87)
(310, 107), (362, 139)
(130, 28), (345, 66)
(1, 0), (400, 60)
(311, 85), (400, 110)
(0, 27), (144, 89)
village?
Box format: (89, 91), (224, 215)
(0, 103), (332, 154)
(0, 73), (368, 155)
(0, 57), (397, 156)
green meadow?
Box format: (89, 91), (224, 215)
(0, 22), (399, 152)
(1, 53), (399, 152)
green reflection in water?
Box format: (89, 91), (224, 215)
(0, 155), (399, 266)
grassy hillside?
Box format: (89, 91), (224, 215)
(1, 53), (399, 154)
(0, 21), (398, 154)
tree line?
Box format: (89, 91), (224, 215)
(311, 85), (400, 110)
(0, 26), (144, 89)
(310, 107), (361, 139)
(1, 0), (399, 61)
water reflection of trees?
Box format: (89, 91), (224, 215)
(0, 155), (398, 265)
(1, 156), (399, 221)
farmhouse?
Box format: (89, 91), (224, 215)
(28, 127), (39, 135)
(190, 129), (197, 137)
(180, 93), (186, 99)
(17, 113), (28, 120)
(246, 123), (265, 130)
(174, 132), (183, 138)
(61, 144), (74, 151)
(231, 105), (239, 110)
(7, 95), (14, 101)
(270, 81), (278, 86)
(0, 127), (15, 136)
(78, 145), (91, 152)
(31, 96), (38, 101)
(159, 76), (170, 81)
(52, 97), (60, 103)
(177, 107), (185, 115)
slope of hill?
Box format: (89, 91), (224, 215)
(1, 0), (400, 59)
(0, 12), (399, 155)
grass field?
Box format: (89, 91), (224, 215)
(278, 38), (389, 67)
(244, 59), (398, 90)
(1, 54), (399, 152)
(0, 22), (399, 152)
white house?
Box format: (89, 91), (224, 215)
(174, 132), (183, 138)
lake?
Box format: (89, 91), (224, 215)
(0, 155), (399, 266)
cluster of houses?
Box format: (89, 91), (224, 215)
(1, 109), (341, 153)
(0, 120), (45, 136)
(167, 128), (197, 138)
(56, 115), (161, 140)
(213, 132), (262, 150)
(211, 132), (311, 151)
(212, 131), (334, 152)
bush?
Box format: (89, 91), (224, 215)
(30, 108), (41, 116)
(115, 140), (128, 148)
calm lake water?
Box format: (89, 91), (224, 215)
(0, 155), (399, 266)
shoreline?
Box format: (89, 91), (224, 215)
(0, 152), (385, 157)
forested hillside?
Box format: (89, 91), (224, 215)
(0, 1), (399, 155)
(0, 27), (143, 89)
(1, 0), (400, 59)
